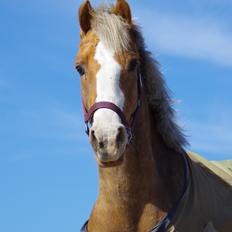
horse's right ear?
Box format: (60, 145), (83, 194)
(78, 0), (93, 36)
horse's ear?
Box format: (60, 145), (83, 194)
(114, 0), (132, 25)
(78, 0), (93, 36)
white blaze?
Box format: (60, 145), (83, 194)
(93, 41), (125, 136)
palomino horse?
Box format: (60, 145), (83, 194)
(75, 1), (232, 231)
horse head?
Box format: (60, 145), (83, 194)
(75, 0), (141, 166)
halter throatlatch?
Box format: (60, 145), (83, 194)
(82, 72), (143, 144)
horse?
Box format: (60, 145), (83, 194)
(75, 1), (232, 231)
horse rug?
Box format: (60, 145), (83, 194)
(166, 152), (232, 232)
(81, 152), (232, 232)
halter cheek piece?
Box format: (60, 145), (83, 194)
(82, 72), (143, 144)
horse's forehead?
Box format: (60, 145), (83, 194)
(78, 31), (100, 59)
(81, 30), (99, 45)
(78, 30), (137, 70)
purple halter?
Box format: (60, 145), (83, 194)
(82, 72), (143, 144)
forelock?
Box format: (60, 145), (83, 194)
(91, 6), (130, 53)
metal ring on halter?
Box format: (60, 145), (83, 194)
(85, 123), (90, 136)
(126, 128), (133, 144)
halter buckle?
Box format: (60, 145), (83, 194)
(127, 128), (133, 144)
(85, 123), (90, 135)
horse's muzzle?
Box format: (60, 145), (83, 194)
(89, 125), (127, 163)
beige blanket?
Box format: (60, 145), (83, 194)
(168, 152), (232, 232)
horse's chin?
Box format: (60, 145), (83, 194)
(96, 155), (124, 168)
(96, 150), (125, 167)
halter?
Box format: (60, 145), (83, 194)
(82, 71), (143, 144)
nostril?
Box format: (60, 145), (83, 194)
(116, 126), (126, 145)
(90, 129), (96, 141)
(99, 141), (104, 149)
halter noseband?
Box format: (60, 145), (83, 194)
(82, 72), (143, 144)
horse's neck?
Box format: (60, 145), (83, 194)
(88, 95), (184, 232)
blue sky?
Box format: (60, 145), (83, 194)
(0, 0), (231, 231)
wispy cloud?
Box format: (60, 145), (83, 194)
(19, 107), (86, 141)
(135, 10), (232, 67)
(1, 107), (92, 161)
(184, 113), (232, 160)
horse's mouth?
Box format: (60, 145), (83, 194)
(96, 152), (124, 167)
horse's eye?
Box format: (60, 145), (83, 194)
(128, 59), (138, 72)
(76, 65), (85, 76)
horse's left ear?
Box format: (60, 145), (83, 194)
(114, 0), (132, 25)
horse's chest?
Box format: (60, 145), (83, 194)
(88, 206), (165, 232)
